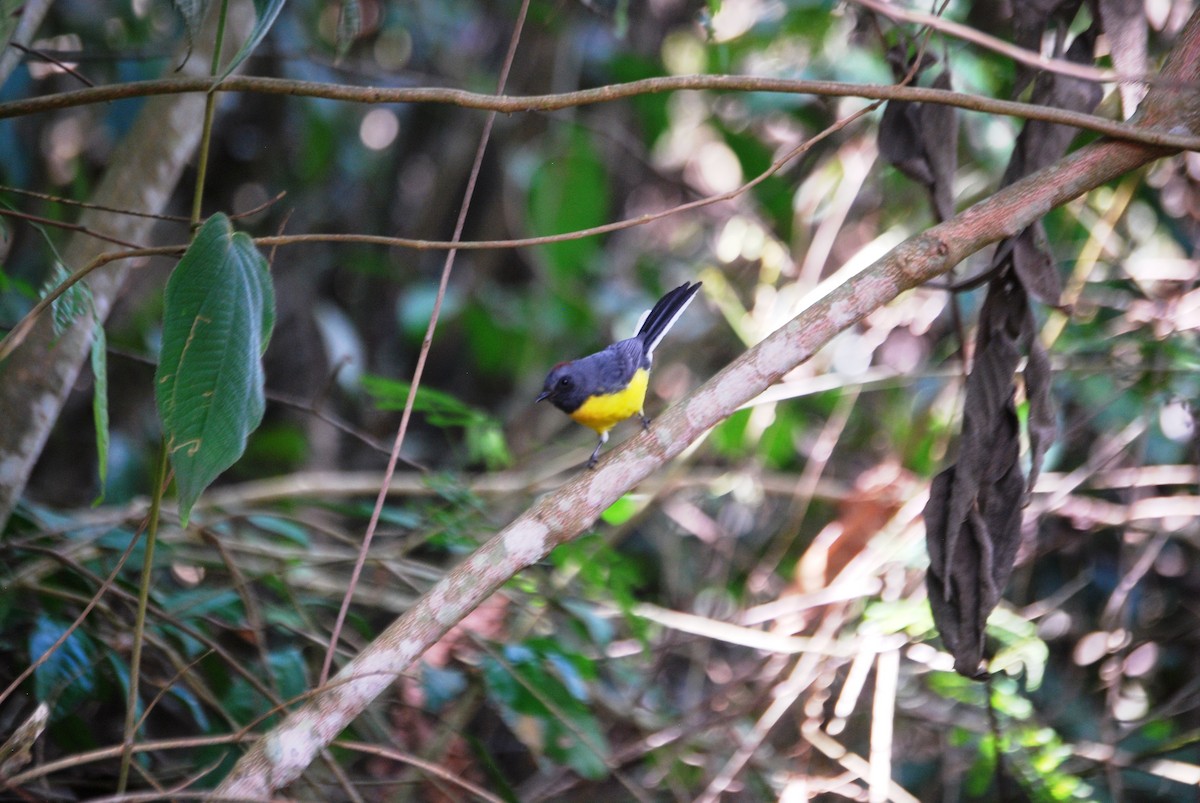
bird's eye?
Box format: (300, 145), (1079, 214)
(558, 376), (572, 388)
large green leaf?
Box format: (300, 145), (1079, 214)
(155, 213), (275, 524)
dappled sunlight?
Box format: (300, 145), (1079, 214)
(359, 107), (400, 151)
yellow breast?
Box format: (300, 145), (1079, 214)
(568, 368), (649, 434)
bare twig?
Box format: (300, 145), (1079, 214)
(851, 0), (1127, 85)
(0, 183), (285, 223)
(0, 207), (147, 249)
(3, 74), (1200, 151)
(317, 0), (534, 688)
(7, 41), (95, 86)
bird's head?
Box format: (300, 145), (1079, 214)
(536, 361), (587, 413)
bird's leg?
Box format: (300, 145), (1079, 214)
(640, 409), (651, 430)
(586, 431), (609, 469)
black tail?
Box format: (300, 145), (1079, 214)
(637, 281), (702, 359)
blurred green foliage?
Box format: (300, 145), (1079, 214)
(0, 0), (1198, 799)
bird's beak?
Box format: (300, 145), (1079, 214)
(535, 390), (551, 403)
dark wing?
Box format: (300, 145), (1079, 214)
(577, 337), (645, 394)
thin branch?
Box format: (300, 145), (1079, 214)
(0, 62), (1175, 368)
(7, 41), (95, 86)
(3, 73), (1200, 150)
(336, 740), (506, 803)
(851, 0), (1127, 85)
(0, 183), (285, 222)
(0, 207), (147, 249)
(0, 247), (172, 363)
(0, 84), (859, 372)
(2, 734), (251, 789)
(317, 0), (533, 688)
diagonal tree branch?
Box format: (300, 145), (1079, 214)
(215, 9), (1200, 798)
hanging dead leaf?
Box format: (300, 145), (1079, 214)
(1023, 323), (1056, 497)
(1003, 25), (1103, 185)
(926, 442), (1024, 678)
(925, 275), (1037, 677)
(880, 50), (959, 221)
(1011, 0), (1087, 95)
(1007, 226), (1063, 307)
(1098, 0), (1150, 115)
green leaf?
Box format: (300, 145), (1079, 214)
(31, 615), (96, 719)
(600, 494), (639, 526)
(91, 322), (109, 505)
(248, 514), (310, 547)
(171, 0), (213, 61)
(965, 733), (997, 796)
(527, 126), (610, 283)
(482, 642), (610, 780)
(0, 0), (24, 56)
(168, 684), (211, 731)
(217, 0), (288, 83)
(41, 262), (91, 337)
(361, 373), (512, 468)
(336, 0), (363, 60)
(165, 587), (244, 621)
(709, 407), (752, 457)
(361, 374), (475, 425)
(156, 213), (275, 524)
(269, 646), (309, 703)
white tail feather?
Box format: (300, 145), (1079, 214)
(644, 287), (699, 359)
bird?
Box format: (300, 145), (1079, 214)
(536, 281), (702, 468)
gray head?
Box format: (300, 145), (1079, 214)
(536, 361), (590, 414)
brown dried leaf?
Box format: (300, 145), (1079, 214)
(1003, 26), (1102, 184)
(1007, 224), (1062, 306)
(1011, 0), (1086, 95)
(926, 443), (1024, 678)
(1023, 319), (1056, 496)
(879, 57), (959, 221)
(924, 0), (1106, 686)
(880, 86), (934, 185)
(1098, 0), (1149, 115)
(924, 70), (959, 222)
(924, 275), (1034, 678)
